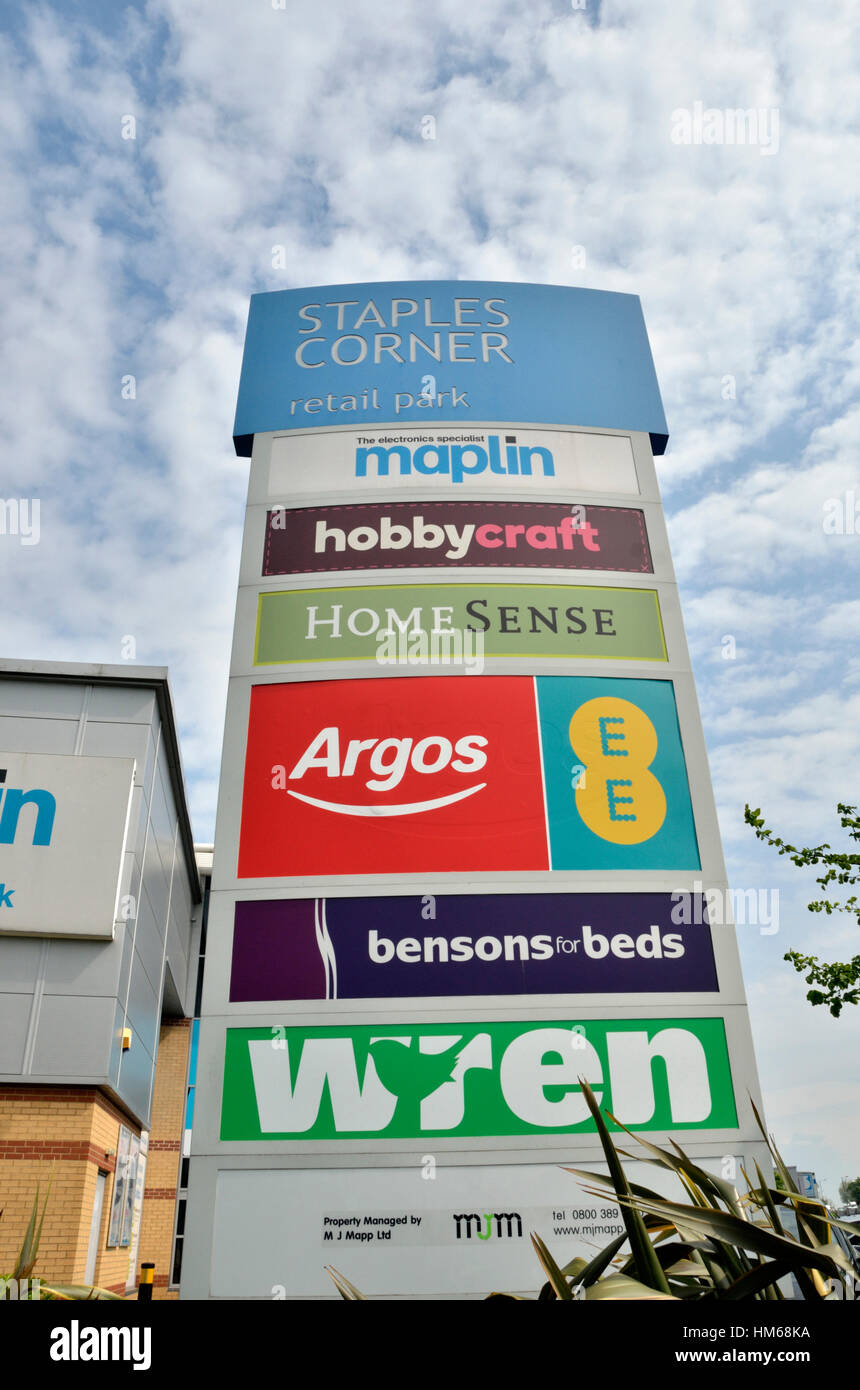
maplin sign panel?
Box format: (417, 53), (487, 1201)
(265, 426), (641, 500)
(262, 500), (653, 577)
(232, 282), (669, 454)
(237, 674), (700, 877)
(253, 582), (667, 666)
(0, 750), (135, 938)
(228, 893), (719, 1002)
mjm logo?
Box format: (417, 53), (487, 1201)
(454, 1212), (522, 1240)
(220, 1019), (738, 1141)
(0, 769), (55, 845)
(355, 435), (555, 485)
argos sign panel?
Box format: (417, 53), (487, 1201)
(237, 675), (700, 877)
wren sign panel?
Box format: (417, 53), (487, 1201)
(254, 583), (667, 666)
(0, 751), (135, 939)
(263, 500), (653, 576)
(237, 675), (700, 877)
(220, 1017), (737, 1140)
(232, 282), (668, 454)
(266, 426), (640, 500)
(229, 893), (719, 1002)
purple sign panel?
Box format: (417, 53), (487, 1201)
(263, 500), (652, 576)
(229, 893), (718, 1002)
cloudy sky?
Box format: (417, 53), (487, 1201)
(1, 0), (858, 1199)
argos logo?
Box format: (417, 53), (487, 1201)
(285, 728), (488, 814)
(237, 675), (700, 879)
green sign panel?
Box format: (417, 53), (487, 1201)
(221, 1018), (737, 1141)
(254, 582), (667, 665)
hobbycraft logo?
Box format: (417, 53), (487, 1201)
(354, 433), (555, 484)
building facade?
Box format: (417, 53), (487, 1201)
(0, 660), (201, 1298)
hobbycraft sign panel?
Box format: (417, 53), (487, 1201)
(262, 500), (653, 577)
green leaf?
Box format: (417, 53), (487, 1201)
(572, 1080), (672, 1295)
(574, 1232), (629, 1287)
(39, 1283), (125, 1301)
(530, 1233), (575, 1300)
(611, 1192), (846, 1279)
(325, 1265), (367, 1300)
(584, 1273), (677, 1300)
(712, 1259), (796, 1301)
(14, 1173), (53, 1281)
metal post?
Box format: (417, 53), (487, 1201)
(137, 1261), (155, 1301)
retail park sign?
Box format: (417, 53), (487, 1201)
(232, 282), (668, 453)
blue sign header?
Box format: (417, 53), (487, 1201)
(232, 280), (669, 455)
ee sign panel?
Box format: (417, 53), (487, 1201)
(237, 675), (700, 878)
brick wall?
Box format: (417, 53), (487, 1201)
(137, 1019), (191, 1300)
(0, 1086), (137, 1293)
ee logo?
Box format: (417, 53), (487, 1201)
(568, 697), (666, 845)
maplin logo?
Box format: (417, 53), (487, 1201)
(283, 728), (488, 817)
(453, 1212), (523, 1240)
(355, 434), (555, 485)
(0, 768), (56, 845)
